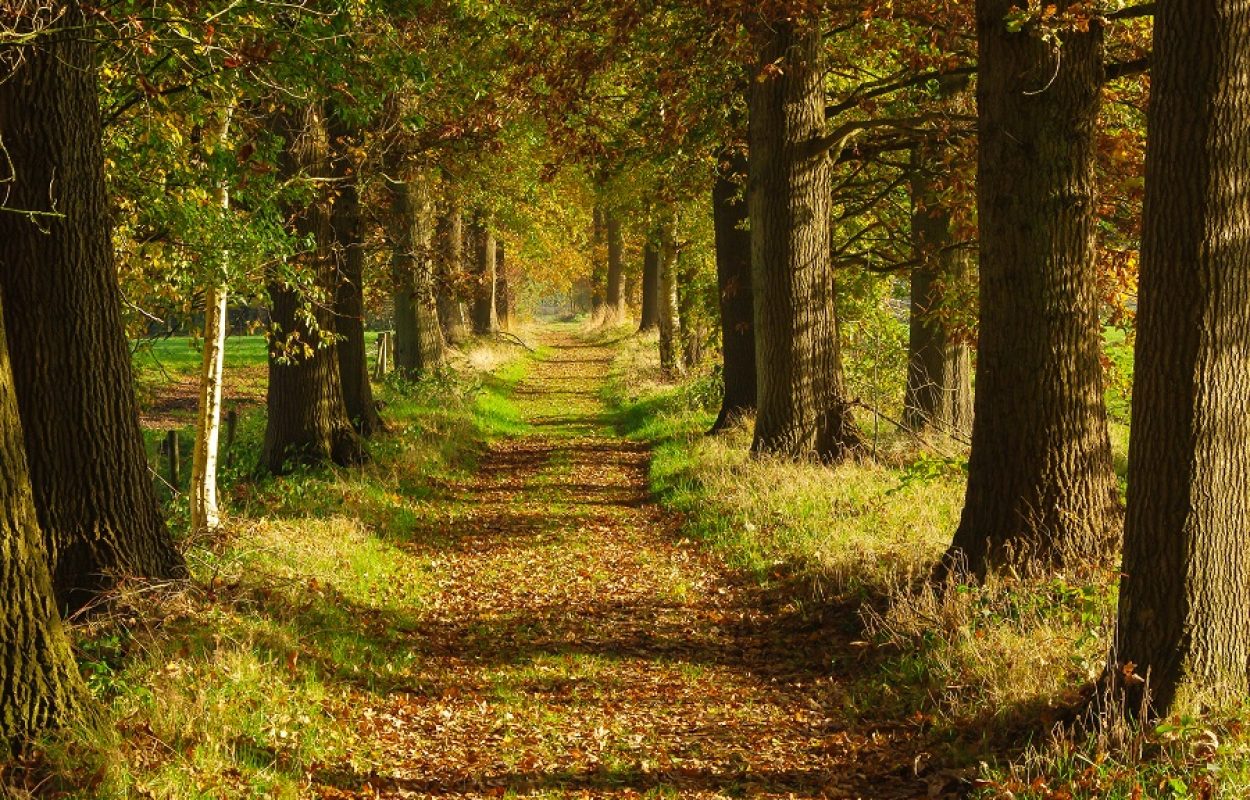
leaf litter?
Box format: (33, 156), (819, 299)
(313, 331), (947, 800)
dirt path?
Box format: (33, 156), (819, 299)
(316, 329), (934, 799)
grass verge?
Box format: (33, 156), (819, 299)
(601, 330), (1250, 800)
(2, 337), (531, 799)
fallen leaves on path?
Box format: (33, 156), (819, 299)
(314, 332), (948, 800)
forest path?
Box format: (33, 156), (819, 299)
(315, 326), (932, 800)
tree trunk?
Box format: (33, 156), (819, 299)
(677, 251), (704, 369)
(1111, 0), (1250, 717)
(590, 206), (606, 321)
(388, 171), (446, 376)
(749, 19), (859, 460)
(496, 242), (511, 331)
(625, 259), (641, 318)
(0, 295), (84, 751)
(470, 214), (498, 335)
(710, 150), (756, 433)
(330, 115), (381, 435)
(657, 216), (684, 376)
(0, 3), (185, 612)
(263, 105), (363, 473)
(903, 143), (973, 438)
(639, 242), (661, 332)
(945, 4), (1118, 577)
(191, 105), (232, 534)
(605, 212), (627, 324)
(436, 196), (471, 344)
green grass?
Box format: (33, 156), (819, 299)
(14, 321), (1241, 799)
(4, 337), (534, 799)
(132, 334), (274, 378)
(599, 328), (1250, 799)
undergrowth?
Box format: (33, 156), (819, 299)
(602, 331), (1250, 799)
(1, 338), (531, 799)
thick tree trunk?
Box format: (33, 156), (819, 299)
(436, 197), (471, 344)
(903, 143), (973, 438)
(1112, 0), (1250, 717)
(638, 242), (661, 332)
(470, 214), (498, 335)
(388, 171), (446, 376)
(605, 212), (627, 324)
(0, 296), (84, 751)
(263, 105), (363, 473)
(657, 217), (684, 376)
(330, 117), (381, 436)
(710, 151), (756, 433)
(749, 20), (858, 460)
(0, 3), (185, 612)
(192, 106), (232, 534)
(945, 5), (1118, 577)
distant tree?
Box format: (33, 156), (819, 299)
(638, 243), (661, 332)
(605, 211), (627, 324)
(657, 217), (683, 375)
(710, 149), (755, 433)
(1112, 0), (1250, 716)
(329, 112), (381, 435)
(903, 139), (972, 438)
(263, 105), (364, 473)
(470, 213), (499, 334)
(436, 195), (471, 344)
(388, 168), (446, 375)
(496, 242), (512, 330)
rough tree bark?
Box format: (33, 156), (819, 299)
(263, 105), (363, 473)
(470, 213), (499, 335)
(0, 296), (84, 751)
(436, 195), (471, 344)
(657, 216), (684, 376)
(330, 113), (381, 435)
(1112, 0), (1250, 717)
(749, 18), (859, 460)
(903, 142), (973, 438)
(605, 212), (627, 324)
(192, 105), (233, 533)
(945, 4), (1118, 577)
(0, 2), (185, 611)
(388, 170), (445, 376)
(710, 150), (756, 433)
(638, 242), (661, 332)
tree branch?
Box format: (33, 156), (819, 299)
(1105, 3), (1155, 20)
